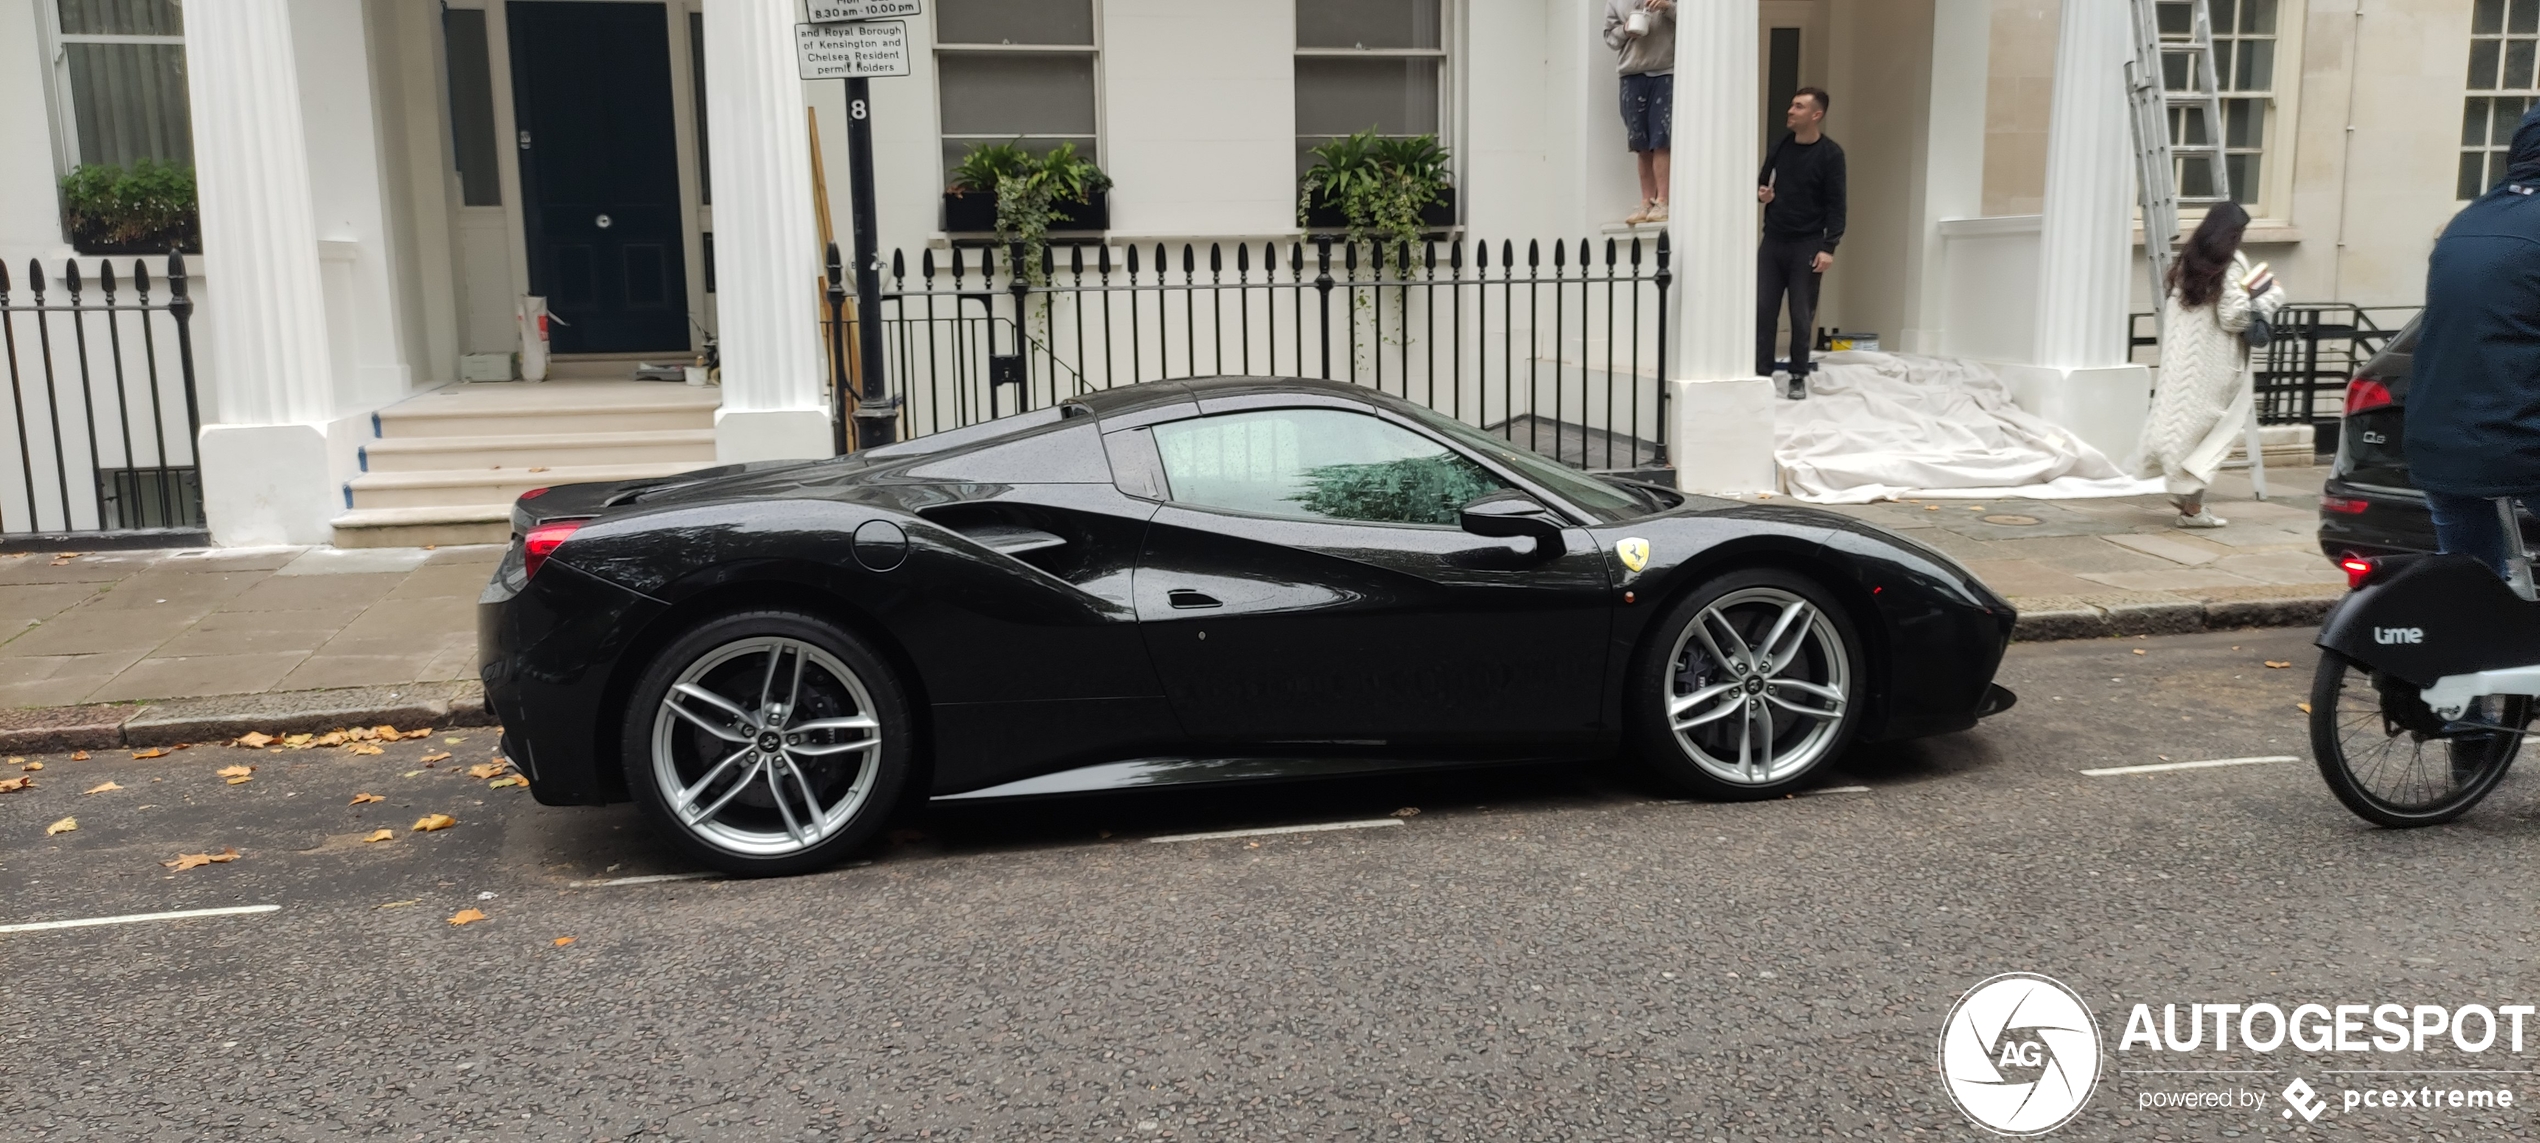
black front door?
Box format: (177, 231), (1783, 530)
(508, 2), (689, 354)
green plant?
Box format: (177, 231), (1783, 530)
(949, 141), (1112, 283)
(1297, 129), (1453, 255)
(60, 160), (198, 248)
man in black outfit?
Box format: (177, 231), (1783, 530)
(1756, 87), (1846, 399)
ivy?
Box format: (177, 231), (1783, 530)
(1297, 129), (1453, 258)
(950, 141), (1111, 284)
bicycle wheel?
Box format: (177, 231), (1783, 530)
(2311, 651), (2528, 827)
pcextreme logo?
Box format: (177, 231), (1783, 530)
(1938, 973), (2104, 1136)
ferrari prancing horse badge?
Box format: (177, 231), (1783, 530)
(1615, 537), (1650, 574)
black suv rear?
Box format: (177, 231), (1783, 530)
(2317, 315), (2540, 558)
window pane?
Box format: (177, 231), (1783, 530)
(64, 42), (190, 167)
(2156, 1), (2189, 36)
(2509, 97), (2539, 143)
(2468, 98), (2493, 147)
(2161, 49), (2190, 92)
(2463, 150), (2490, 200)
(2224, 98), (2264, 149)
(935, 0), (1093, 46)
(2179, 154), (2216, 199)
(937, 52), (1096, 136)
(1297, 0), (1441, 50)
(442, 9), (500, 207)
(2209, 0), (2238, 31)
(1153, 409), (1502, 526)
(1295, 57), (1440, 139)
(2168, 105), (2211, 148)
(2240, 0), (2276, 35)
(2513, 40), (2539, 91)
(57, 0), (179, 36)
(2226, 152), (2258, 203)
(2472, 39), (2503, 90)
(2234, 40), (2272, 91)
(2479, 0), (2507, 34)
(2515, 0), (2539, 34)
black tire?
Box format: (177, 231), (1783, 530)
(621, 609), (912, 876)
(2310, 650), (2525, 828)
(1630, 567), (1866, 799)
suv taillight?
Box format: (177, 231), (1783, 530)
(2344, 377), (2394, 416)
(522, 519), (585, 580)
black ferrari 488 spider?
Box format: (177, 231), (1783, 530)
(481, 377), (2017, 874)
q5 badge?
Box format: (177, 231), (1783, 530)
(1615, 537), (1650, 574)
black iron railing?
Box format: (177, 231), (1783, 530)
(0, 254), (203, 541)
(835, 236), (1674, 472)
(2130, 302), (2419, 427)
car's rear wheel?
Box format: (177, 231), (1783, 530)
(1632, 568), (1864, 799)
(622, 610), (910, 876)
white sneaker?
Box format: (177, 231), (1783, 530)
(2175, 511), (2227, 528)
(1642, 200), (1669, 223)
(1623, 201), (1651, 225)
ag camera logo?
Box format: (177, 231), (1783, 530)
(1940, 973), (2104, 1135)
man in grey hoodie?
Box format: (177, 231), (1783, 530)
(1603, 0), (1675, 224)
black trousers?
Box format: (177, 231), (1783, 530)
(1756, 235), (1825, 377)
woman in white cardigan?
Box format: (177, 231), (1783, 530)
(2135, 201), (2288, 528)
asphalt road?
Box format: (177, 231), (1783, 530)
(7, 627), (2540, 1142)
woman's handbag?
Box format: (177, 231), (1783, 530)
(2237, 261), (2277, 349)
(2243, 315), (2273, 349)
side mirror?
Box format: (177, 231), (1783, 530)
(1460, 489), (1565, 547)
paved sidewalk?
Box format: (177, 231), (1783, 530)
(0, 465), (2343, 737)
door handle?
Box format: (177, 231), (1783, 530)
(1166, 589), (1221, 609)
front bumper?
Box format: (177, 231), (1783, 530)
(480, 555), (666, 806)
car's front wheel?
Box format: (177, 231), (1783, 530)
(621, 610), (911, 876)
(1632, 568), (1864, 799)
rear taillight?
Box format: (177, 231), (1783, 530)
(2320, 495), (2370, 515)
(2340, 556), (2377, 590)
(2344, 377), (2394, 416)
(520, 486), (550, 500)
(522, 519), (585, 580)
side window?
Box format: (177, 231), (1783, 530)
(1151, 408), (1504, 526)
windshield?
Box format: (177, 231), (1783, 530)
(1392, 403), (1654, 521)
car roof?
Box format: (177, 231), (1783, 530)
(1063, 376), (1382, 420)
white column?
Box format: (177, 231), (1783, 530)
(1997, 0), (2155, 461)
(186, 0), (339, 545)
(1898, 0), (1990, 354)
(703, 0), (835, 462)
(1664, 0), (1775, 494)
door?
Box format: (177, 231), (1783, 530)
(1126, 406), (1613, 750)
(508, 2), (690, 354)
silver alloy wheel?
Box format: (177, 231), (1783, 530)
(1663, 586), (1851, 786)
(650, 636), (884, 857)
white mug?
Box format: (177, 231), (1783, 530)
(1625, 8), (1651, 35)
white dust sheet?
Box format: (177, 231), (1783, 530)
(1769, 351), (2160, 504)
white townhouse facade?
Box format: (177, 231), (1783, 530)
(0, 0), (2494, 546)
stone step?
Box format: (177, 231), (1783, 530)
(360, 429), (718, 473)
(346, 461), (713, 510)
(375, 381), (719, 439)
(328, 504), (511, 549)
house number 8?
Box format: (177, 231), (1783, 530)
(850, 99), (868, 120)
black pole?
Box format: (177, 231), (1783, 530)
(824, 242), (850, 456)
(844, 76), (897, 449)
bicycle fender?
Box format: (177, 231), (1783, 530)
(2317, 553), (2540, 686)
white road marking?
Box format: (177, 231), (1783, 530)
(0, 904), (279, 934)
(569, 872), (721, 887)
(1801, 785), (1871, 796)
(2080, 755), (2299, 777)
(1148, 818), (1404, 844)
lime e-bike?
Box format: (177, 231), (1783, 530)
(2313, 497), (2540, 825)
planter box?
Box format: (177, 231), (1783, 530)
(68, 216), (199, 257)
(1300, 188), (1456, 233)
(942, 189), (1110, 235)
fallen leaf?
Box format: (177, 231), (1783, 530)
(413, 813), (457, 832)
(400, 769), (426, 778)
(406, 728), (436, 740)
(489, 775), (526, 789)
(18, 761), (35, 771)
(226, 775), (253, 785)
(375, 899), (418, 909)
(1924, 505), (1940, 511)
(2265, 660), (2293, 669)
(70, 750), (88, 761)
(362, 829), (394, 843)
(349, 792), (385, 805)
(45, 815), (74, 836)
(1390, 806), (1421, 818)
(467, 762), (509, 780)
(373, 725), (401, 739)
(528, 466), (549, 473)
(312, 731), (349, 747)
(2131, 649), (2146, 656)
(216, 765), (253, 779)
(420, 752), (451, 764)
(233, 732), (274, 748)
(83, 780), (121, 795)
(2298, 701), (2313, 714)
(552, 936), (575, 947)
(448, 908), (486, 926)
(282, 734), (313, 748)
(162, 847), (239, 871)
(0, 776), (30, 793)
(347, 743), (384, 756)
(130, 747), (166, 759)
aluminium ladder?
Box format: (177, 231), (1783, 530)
(2126, 0), (2266, 497)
